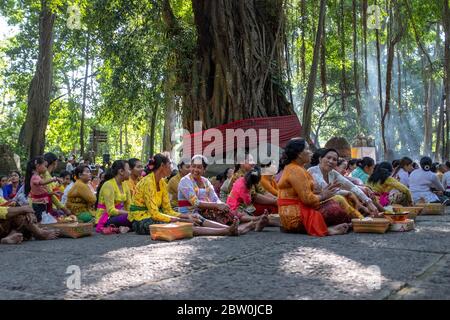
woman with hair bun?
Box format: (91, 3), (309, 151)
(409, 156), (447, 204)
(351, 157), (375, 184)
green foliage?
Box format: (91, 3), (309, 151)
(0, 0), (447, 162)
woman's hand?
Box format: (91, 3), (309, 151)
(321, 182), (340, 200)
(188, 213), (203, 225)
(169, 217), (180, 222)
(366, 201), (378, 215)
(361, 187), (375, 198)
(216, 203), (230, 212)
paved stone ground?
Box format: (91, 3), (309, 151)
(1, 212), (449, 300)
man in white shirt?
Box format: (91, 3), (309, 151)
(66, 156), (75, 173)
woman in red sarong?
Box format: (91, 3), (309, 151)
(277, 138), (351, 236)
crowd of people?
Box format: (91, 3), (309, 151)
(1, 137), (449, 244)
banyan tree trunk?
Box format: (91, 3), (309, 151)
(18, 0), (55, 159)
(183, 0), (294, 132)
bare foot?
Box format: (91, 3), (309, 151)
(228, 218), (239, 236)
(35, 228), (59, 240)
(255, 215), (269, 232)
(327, 223), (350, 236)
(1, 232), (24, 244)
(119, 226), (130, 234)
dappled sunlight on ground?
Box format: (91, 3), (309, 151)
(279, 247), (389, 296)
(64, 243), (196, 299)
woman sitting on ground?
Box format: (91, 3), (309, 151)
(392, 157), (414, 187)
(346, 159), (359, 176)
(367, 162), (413, 207)
(129, 154), (239, 236)
(167, 159), (191, 208)
(409, 157), (448, 205)
(0, 204), (58, 244)
(227, 153), (278, 215)
(219, 167), (234, 202)
(442, 161), (450, 197)
(277, 139), (351, 237)
(259, 160), (278, 197)
(95, 160), (132, 233)
(226, 167), (273, 232)
(0, 176), (8, 199)
(351, 157), (375, 184)
(66, 165), (97, 223)
(126, 158), (144, 197)
(308, 149), (378, 217)
(210, 173), (225, 196)
(178, 155), (254, 235)
(2, 171), (22, 201)
(336, 158), (363, 186)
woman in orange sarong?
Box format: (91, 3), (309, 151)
(277, 138), (351, 236)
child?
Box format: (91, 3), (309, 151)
(226, 167), (269, 232)
(24, 156), (61, 222)
(55, 171), (72, 200)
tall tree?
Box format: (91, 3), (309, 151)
(301, 0), (327, 140)
(300, 0), (307, 84)
(80, 33), (90, 157)
(338, 0), (347, 111)
(18, 0), (55, 158)
(361, 0), (369, 91)
(444, 0), (450, 160)
(181, 0), (294, 132)
(381, 0), (403, 160)
(352, 0), (361, 122)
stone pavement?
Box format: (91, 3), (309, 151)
(1, 212), (449, 300)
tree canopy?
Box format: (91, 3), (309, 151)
(0, 0), (449, 163)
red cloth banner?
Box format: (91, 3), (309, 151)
(182, 115), (302, 156)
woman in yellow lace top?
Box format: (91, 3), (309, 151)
(367, 162), (413, 206)
(126, 158), (144, 197)
(129, 154), (240, 236)
(129, 154), (182, 234)
(95, 160), (132, 232)
(66, 165), (97, 222)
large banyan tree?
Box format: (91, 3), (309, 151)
(163, 0), (295, 133)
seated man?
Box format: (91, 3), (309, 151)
(0, 199), (59, 244)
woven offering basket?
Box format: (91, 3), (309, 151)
(150, 222), (194, 241)
(47, 222), (93, 239)
(416, 203), (444, 215)
(352, 218), (390, 234)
